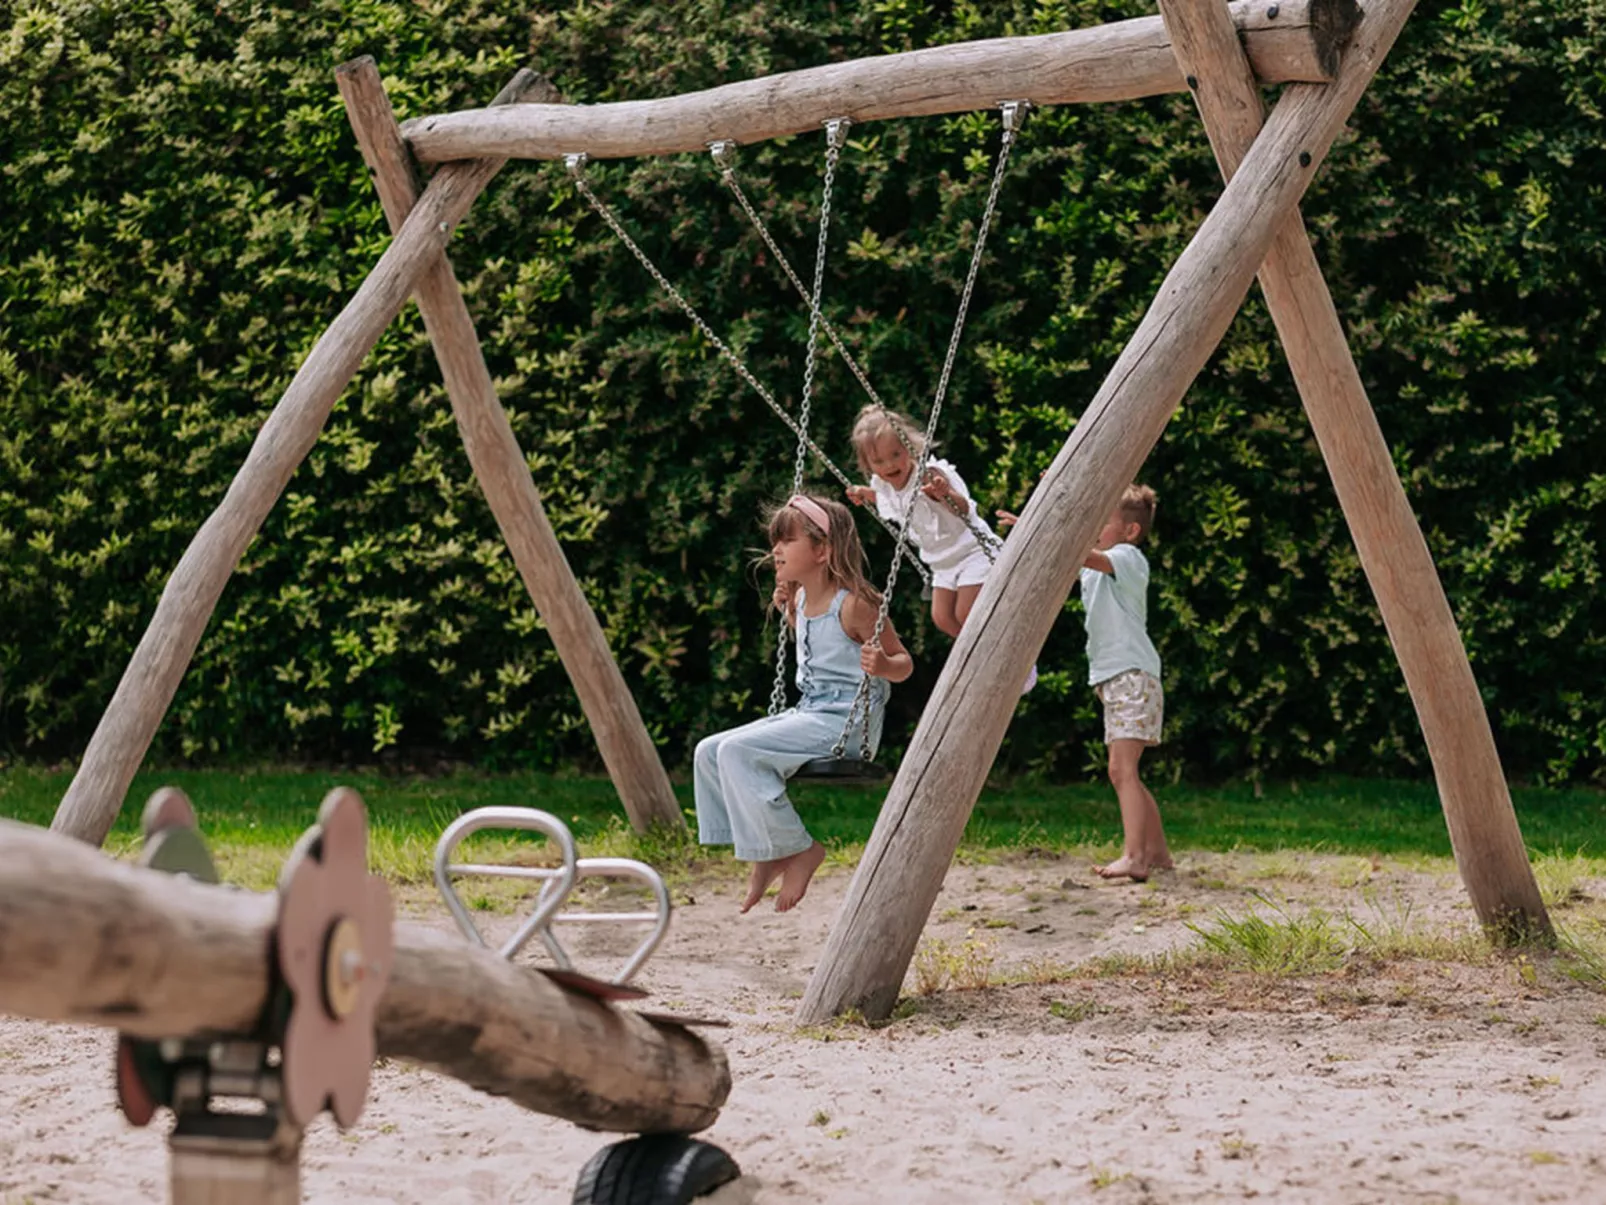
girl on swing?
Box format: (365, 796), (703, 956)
(695, 494), (913, 913)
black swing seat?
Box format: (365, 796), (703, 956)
(794, 757), (891, 786)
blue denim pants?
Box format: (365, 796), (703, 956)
(694, 689), (885, 862)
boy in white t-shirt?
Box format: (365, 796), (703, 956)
(1079, 484), (1171, 882)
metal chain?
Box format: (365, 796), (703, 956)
(833, 100), (1028, 758)
(713, 145), (934, 589)
(564, 153), (933, 610)
(771, 119), (849, 717)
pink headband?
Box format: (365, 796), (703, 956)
(787, 495), (832, 537)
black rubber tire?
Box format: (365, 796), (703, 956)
(572, 1135), (741, 1205)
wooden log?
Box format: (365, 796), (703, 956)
(50, 86), (525, 849)
(1156, 0), (1549, 939)
(797, 0), (1419, 1025)
(335, 59), (682, 834)
(400, 0), (1360, 164)
(0, 821), (731, 1134)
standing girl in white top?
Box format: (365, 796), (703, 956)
(844, 406), (1027, 664)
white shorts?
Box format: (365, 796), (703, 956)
(1094, 669), (1164, 746)
(931, 547), (993, 592)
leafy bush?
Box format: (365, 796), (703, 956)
(2, 0), (1603, 783)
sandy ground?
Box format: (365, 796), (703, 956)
(3, 849), (1605, 1204)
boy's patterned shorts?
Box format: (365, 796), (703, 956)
(1094, 669), (1164, 746)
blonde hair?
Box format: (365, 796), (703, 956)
(1119, 484), (1158, 543)
(762, 494), (883, 607)
(849, 405), (928, 478)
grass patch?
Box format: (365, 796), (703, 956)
(4, 767), (1605, 899)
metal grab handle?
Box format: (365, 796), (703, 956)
(433, 807), (579, 963)
(542, 857), (673, 984)
(433, 808), (672, 985)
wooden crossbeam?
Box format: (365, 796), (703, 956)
(50, 79), (538, 848)
(335, 58), (682, 835)
(799, 0), (1421, 1025)
(0, 820), (730, 1135)
(1156, 0), (1548, 938)
(399, 0), (1359, 163)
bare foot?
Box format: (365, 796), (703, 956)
(740, 859), (785, 913)
(1094, 854), (1149, 883)
(1151, 854), (1176, 872)
(775, 842), (827, 912)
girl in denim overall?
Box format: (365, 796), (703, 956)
(695, 494), (914, 913)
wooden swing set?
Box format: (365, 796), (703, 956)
(44, 0), (1549, 1050)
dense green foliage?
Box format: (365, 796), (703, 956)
(3, 0), (1603, 783)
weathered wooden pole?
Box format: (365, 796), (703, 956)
(1155, 2), (1547, 938)
(799, 0), (1420, 1024)
(50, 76), (534, 848)
(336, 58), (682, 834)
(400, 0), (1358, 163)
(0, 820), (730, 1134)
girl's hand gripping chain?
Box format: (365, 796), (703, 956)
(860, 638), (897, 679)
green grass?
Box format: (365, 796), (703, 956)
(3, 765), (1604, 890)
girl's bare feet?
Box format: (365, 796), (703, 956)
(775, 841), (827, 912)
(1094, 854), (1150, 883)
(740, 859), (785, 913)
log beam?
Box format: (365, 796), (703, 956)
(400, 0), (1359, 164)
(1156, 0), (1548, 938)
(0, 821), (730, 1135)
(335, 58), (682, 834)
(50, 78), (532, 848)
(798, 0), (1418, 1025)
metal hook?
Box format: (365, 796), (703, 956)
(823, 116), (852, 151)
(998, 100), (1031, 135)
(564, 151), (589, 178)
(708, 139), (737, 171)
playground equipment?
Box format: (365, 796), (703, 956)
(48, 0), (1550, 1028)
(0, 790), (737, 1202)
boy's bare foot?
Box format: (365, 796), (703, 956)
(740, 859), (785, 913)
(1094, 854), (1149, 883)
(775, 841), (827, 912)
(1151, 854), (1175, 871)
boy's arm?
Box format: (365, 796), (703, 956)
(1083, 549), (1116, 575)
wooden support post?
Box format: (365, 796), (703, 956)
(336, 58), (681, 834)
(1155, 0), (1548, 939)
(798, 0), (1420, 1024)
(51, 78), (528, 849)
(0, 820), (731, 1135)
(400, 0), (1358, 163)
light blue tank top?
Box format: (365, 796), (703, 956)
(795, 587), (891, 712)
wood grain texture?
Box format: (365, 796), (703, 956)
(0, 821), (731, 1134)
(1156, 0), (1547, 937)
(798, 0), (1421, 1025)
(336, 58), (682, 833)
(401, 0), (1358, 163)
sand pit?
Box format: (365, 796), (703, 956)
(2, 849), (1603, 1203)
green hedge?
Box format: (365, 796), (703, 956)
(2, 0), (1603, 783)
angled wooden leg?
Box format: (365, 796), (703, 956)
(1156, 0), (1548, 940)
(336, 58), (681, 834)
(798, 0), (1423, 1025)
(53, 104), (521, 848)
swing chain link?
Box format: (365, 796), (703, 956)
(712, 142), (934, 594)
(833, 99), (1029, 758)
(772, 118), (850, 717)
(561, 145), (930, 724)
